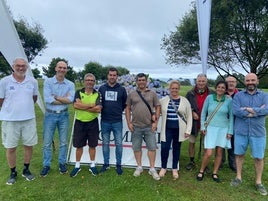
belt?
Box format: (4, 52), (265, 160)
(46, 108), (68, 114)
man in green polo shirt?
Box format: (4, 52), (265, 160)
(70, 73), (102, 177)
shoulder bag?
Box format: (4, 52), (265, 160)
(136, 90), (155, 122)
(204, 101), (224, 129)
(169, 96), (187, 124)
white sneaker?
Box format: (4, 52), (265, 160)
(133, 167), (143, 177)
(149, 169), (160, 180)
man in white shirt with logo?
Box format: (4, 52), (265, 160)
(0, 58), (38, 185)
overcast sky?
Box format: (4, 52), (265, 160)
(5, 0), (218, 79)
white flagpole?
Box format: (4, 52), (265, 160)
(196, 0), (212, 75)
(0, 0), (45, 113)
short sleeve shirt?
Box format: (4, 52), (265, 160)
(0, 74), (38, 121)
(126, 89), (160, 128)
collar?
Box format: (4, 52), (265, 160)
(213, 94), (226, 102)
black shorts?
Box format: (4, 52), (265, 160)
(73, 118), (99, 148)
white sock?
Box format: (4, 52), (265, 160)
(150, 167), (156, 172)
(75, 162), (80, 168)
(91, 161), (95, 167)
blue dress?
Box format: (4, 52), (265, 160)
(201, 94), (234, 149)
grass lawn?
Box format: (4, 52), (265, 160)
(0, 83), (268, 201)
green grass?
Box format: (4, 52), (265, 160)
(0, 83), (268, 201)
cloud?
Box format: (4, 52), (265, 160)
(5, 0), (214, 79)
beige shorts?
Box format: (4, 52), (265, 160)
(2, 119), (38, 148)
(188, 135), (197, 143)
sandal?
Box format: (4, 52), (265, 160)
(212, 173), (220, 183)
(172, 169), (179, 180)
(159, 168), (167, 177)
(196, 171), (204, 181)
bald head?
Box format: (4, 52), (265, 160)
(55, 61), (68, 80)
(244, 73), (258, 93)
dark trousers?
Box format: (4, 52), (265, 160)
(161, 128), (182, 169)
(222, 135), (236, 169)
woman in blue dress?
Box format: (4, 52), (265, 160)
(196, 80), (233, 182)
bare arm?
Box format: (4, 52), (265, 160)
(33, 95), (38, 103)
(125, 104), (134, 132)
(86, 105), (102, 113)
(73, 98), (96, 110)
(0, 98), (4, 107)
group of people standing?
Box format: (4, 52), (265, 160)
(1, 58), (268, 196)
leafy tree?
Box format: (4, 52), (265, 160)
(32, 68), (42, 79)
(0, 18), (48, 76)
(15, 19), (48, 62)
(0, 52), (11, 78)
(117, 66), (130, 76)
(179, 78), (191, 86)
(42, 57), (77, 82)
(161, 0), (268, 83)
(82, 62), (130, 81)
(83, 61), (103, 80)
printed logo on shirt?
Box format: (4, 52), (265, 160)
(9, 86), (15, 90)
(105, 91), (118, 101)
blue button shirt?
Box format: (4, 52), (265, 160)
(233, 89), (268, 137)
(43, 76), (75, 111)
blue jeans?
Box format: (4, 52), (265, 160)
(101, 121), (123, 165)
(161, 127), (181, 169)
(43, 112), (69, 166)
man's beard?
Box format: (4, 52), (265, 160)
(246, 84), (257, 92)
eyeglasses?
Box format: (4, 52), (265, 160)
(85, 79), (95, 82)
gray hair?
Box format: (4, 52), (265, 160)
(196, 73), (207, 78)
(84, 73), (96, 80)
(12, 57), (29, 68)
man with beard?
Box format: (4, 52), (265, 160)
(98, 67), (127, 175)
(230, 73), (268, 196)
(125, 73), (161, 180)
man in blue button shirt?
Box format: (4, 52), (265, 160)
(40, 61), (75, 177)
(230, 73), (268, 196)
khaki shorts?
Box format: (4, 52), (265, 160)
(188, 135), (197, 143)
(2, 119), (38, 148)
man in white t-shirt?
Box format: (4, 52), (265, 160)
(0, 58), (38, 185)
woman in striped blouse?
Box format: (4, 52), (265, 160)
(159, 80), (192, 179)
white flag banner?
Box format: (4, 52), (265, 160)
(196, 0), (212, 74)
(0, 0), (45, 113)
(68, 115), (179, 169)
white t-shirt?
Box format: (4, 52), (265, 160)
(0, 74), (38, 121)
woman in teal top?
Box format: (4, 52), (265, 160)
(196, 80), (233, 182)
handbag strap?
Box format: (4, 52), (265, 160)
(205, 101), (224, 126)
(136, 90), (153, 115)
(169, 96), (187, 124)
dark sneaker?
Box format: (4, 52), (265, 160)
(70, 167), (81, 177)
(6, 172), (17, 185)
(116, 165), (123, 175)
(230, 178), (242, 187)
(100, 164), (110, 173)
(59, 164), (68, 174)
(256, 184), (268, 196)
(22, 169), (35, 181)
(40, 166), (50, 177)
(89, 166), (98, 176)
(186, 161), (195, 170)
